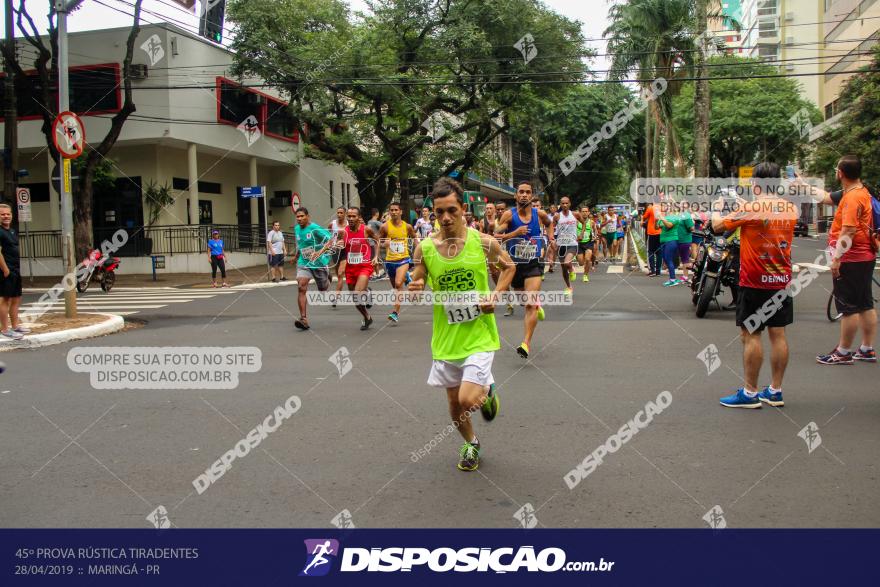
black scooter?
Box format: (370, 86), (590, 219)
(690, 230), (739, 318)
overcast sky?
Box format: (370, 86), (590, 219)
(1, 0), (613, 76)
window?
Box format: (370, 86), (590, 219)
(0, 63), (121, 121)
(172, 177), (223, 194)
(265, 99), (298, 142)
(198, 200), (213, 224)
(18, 183), (50, 202)
(217, 78), (262, 127)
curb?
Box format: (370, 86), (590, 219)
(629, 231), (648, 273)
(0, 313), (125, 352)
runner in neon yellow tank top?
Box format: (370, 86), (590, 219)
(378, 202), (417, 324)
(409, 177), (515, 472)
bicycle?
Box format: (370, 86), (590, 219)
(827, 273), (880, 322)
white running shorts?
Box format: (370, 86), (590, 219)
(427, 351), (495, 388)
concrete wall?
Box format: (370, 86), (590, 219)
(19, 252), (268, 278)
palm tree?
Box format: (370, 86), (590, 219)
(605, 0), (737, 177)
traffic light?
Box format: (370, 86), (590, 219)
(199, 0), (225, 44)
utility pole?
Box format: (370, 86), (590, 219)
(55, 0), (77, 317)
(3, 0), (18, 206)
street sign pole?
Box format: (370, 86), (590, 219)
(55, 1), (76, 318)
(262, 186), (270, 280)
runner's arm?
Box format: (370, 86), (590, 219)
(495, 211), (527, 241)
(538, 209), (553, 228)
(366, 226), (381, 265)
(408, 241), (427, 291)
(484, 235), (515, 295)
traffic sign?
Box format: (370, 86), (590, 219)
(50, 162), (79, 195)
(291, 192), (301, 211)
(52, 111), (85, 159)
(16, 187), (32, 222)
(239, 185), (264, 198)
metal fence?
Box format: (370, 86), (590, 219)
(19, 224), (297, 258)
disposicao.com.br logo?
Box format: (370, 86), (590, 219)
(300, 541), (614, 575)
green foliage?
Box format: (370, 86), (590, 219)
(143, 180), (175, 227)
(226, 0), (590, 210)
(672, 56), (821, 176)
(808, 46), (880, 189)
(72, 154), (116, 192)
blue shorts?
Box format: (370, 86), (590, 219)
(385, 258), (412, 284)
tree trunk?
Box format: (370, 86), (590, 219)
(694, 0), (711, 178)
(644, 102), (653, 178)
(398, 157), (410, 216)
(651, 108), (662, 179)
(74, 167), (94, 263)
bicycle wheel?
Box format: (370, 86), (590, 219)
(826, 291), (843, 322)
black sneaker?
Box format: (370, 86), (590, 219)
(360, 317), (373, 331)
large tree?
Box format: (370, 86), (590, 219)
(0, 0), (143, 262)
(672, 56), (820, 176)
(226, 0), (588, 212)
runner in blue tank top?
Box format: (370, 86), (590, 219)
(495, 182), (553, 359)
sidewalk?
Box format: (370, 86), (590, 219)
(23, 263), (279, 290)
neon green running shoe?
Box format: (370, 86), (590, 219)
(536, 306), (545, 321)
(480, 384), (499, 421)
(457, 441), (480, 471)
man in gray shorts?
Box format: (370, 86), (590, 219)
(293, 207), (333, 330)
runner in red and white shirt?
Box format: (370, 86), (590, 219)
(341, 207), (380, 330)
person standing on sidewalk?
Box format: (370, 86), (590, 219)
(675, 209), (694, 284)
(817, 155), (878, 365)
(266, 221), (287, 282)
(642, 203), (662, 276)
(207, 229), (228, 288)
(0, 205), (26, 340)
(711, 162), (797, 408)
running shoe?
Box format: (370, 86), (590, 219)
(516, 342), (530, 359)
(582, 274), (589, 283)
(853, 348), (877, 362)
(331, 294), (337, 309)
(1, 329), (23, 340)
(366, 288), (373, 309)
(212, 282), (218, 288)
(388, 311), (399, 323)
(564, 287), (572, 296)
(569, 271), (576, 281)
(294, 318), (310, 331)
(541, 273), (545, 281)
(504, 304), (514, 316)
(816, 349), (854, 365)
(404, 271), (412, 286)
(662, 279), (680, 287)
(281, 277), (288, 281)
(480, 384), (499, 422)
(360, 317), (373, 331)
(719, 388), (762, 409)
(14, 325), (31, 334)
(757, 386), (784, 407)
(536, 306), (545, 321)
(457, 441), (480, 471)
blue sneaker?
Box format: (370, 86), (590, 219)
(757, 386), (784, 407)
(404, 271), (412, 286)
(662, 279), (679, 287)
(719, 388), (762, 409)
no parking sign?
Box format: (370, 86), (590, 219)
(290, 192), (301, 212)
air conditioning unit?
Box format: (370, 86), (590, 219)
(247, 93), (265, 105)
(785, 64), (796, 71)
(785, 36), (795, 45)
(130, 64), (148, 79)
(785, 12), (794, 22)
(269, 196), (291, 207)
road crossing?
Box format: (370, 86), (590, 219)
(20, 287), (242, 317)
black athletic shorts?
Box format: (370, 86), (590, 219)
(735, 286), (793, 332)
(577, 241), (593, 254)
(833, 259), (876, 316)
(512, 259), (544, 288)
(557, 245), (578, 260)
(0, 271), (22, 298)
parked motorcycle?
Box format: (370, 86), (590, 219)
(76, 249), (121, 293)
(690, 230), (739, 318)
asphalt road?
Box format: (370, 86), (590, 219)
(2, 237), (878, 529)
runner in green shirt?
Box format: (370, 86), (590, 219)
(409, 177), (515, 472)
(576, 204), (594, 282)
(293, 207), (333, 330)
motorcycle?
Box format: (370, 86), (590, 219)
(76, 249), (121, 293)
(690, 230), (739, 318)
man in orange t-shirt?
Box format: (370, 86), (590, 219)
(641, 203), (662, 276)
(710, 162), (797, 409)
(816, 155), (877, 365)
